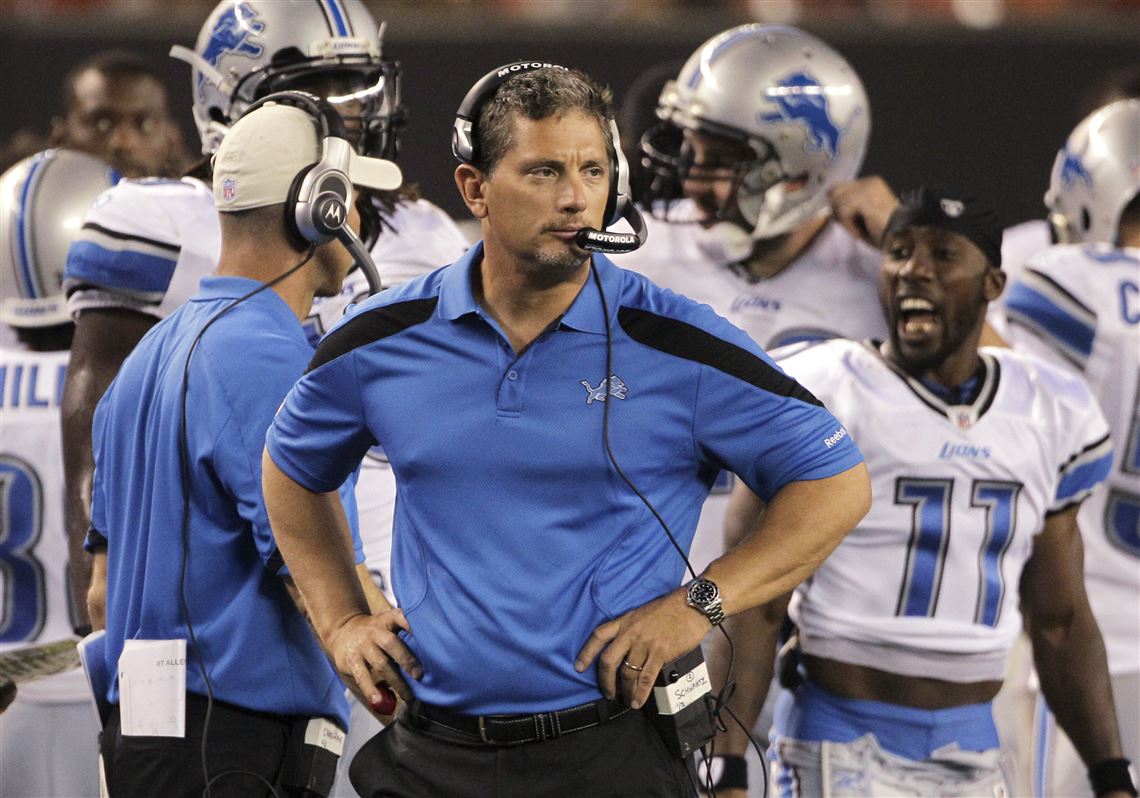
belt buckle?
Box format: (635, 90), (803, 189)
(478, 715), (493, 744)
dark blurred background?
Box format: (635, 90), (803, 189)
(2, 0), (1138, 227)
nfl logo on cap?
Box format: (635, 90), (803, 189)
(222, 178), (236, 202)
(940, 198), (964, 217)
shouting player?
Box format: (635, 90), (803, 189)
(720, 185), (1134, 798)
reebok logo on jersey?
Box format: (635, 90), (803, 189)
(823, 427), (848, 448)
(581, 375), (628, 405)
(939, 442), (991, 459)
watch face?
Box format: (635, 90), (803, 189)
(689, 579), (718, 606)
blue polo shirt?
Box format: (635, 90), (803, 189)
(91, 276), (360, 728)
(267, 245), (862, 715)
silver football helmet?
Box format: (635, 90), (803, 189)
(0, 150), (120, 328)
(641, 24), (870, 242)
(1045, 98), (1140, 245)
(171, 0), (404, 158)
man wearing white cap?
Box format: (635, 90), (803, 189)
(85, 99), (401, 798)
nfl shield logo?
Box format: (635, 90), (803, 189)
(222, 178), (236, 201)
(957, 412), (972, 430)
(940, 198), (965, 217)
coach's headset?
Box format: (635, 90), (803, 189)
(231, 90), (400, 294)
(452, 61), (647, 254)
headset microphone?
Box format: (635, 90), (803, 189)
(575, 205), (648, 254)
(336, 224), (384, 293)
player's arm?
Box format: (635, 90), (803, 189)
(828, 175), (897, 248)
(86, 549), (109, 631)
(1021, 504), (1129, 792)
(705, 481), (788, 775)
(356, 564), (391, 614)
(61, 309), (156, 631)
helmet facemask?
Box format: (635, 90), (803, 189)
(638, 115), (789, 239)
(178, 0), (404, 159)
(230, 58), (405, 160)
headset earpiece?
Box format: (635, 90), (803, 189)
(283, 164), (316, 251)
(604, 118), (632, 228)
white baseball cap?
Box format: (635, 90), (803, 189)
(212, 103), (402, 212)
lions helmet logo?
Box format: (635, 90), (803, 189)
(197, 2), (265, 101)
(1057, 143), (1094, 190)
(760, 71), (848, 161)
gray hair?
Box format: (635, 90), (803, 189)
(475, 67), (615, 175)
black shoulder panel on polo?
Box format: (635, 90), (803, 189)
(617, 306), (823, 406)
(306, 297), (439, 373)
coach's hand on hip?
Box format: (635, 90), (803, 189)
(575, 587), (709, 709)
(328, 607), (423, 708)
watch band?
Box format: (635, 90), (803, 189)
(686, 578), (725, 626)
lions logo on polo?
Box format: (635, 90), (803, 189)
(581, 375), (628, 405)
(197, 2), (265, 101)
(760, 71), (847, 161)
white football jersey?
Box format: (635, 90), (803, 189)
(616, 202), (887, 349)
(614, 201), (887, 575)
(65, 177), (221, 320)
(0, 348), (86, 702)
(782, 339), (1112, 682)
(1002, 243), (1140, 675)
(64, 179), (469, 603)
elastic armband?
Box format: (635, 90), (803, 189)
(1089, 758), (1138, 797)
(702, 754), (747, 792)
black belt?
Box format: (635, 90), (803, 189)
(411, 698), (631, 746)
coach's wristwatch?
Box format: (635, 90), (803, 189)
(685, 578), (725, 627)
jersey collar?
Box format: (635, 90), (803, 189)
(558, 253), (622, 336)
(866, 340), (1002, 431)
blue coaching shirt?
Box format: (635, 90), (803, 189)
(266, 245), (862, 716)
(90, 276), (360, 728)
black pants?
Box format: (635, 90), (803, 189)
(103, 692), (302, 798)
(349, 704), (697, 798)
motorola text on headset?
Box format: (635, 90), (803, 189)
(178, 91), (401, 797)
(451, 61), (648, 255)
